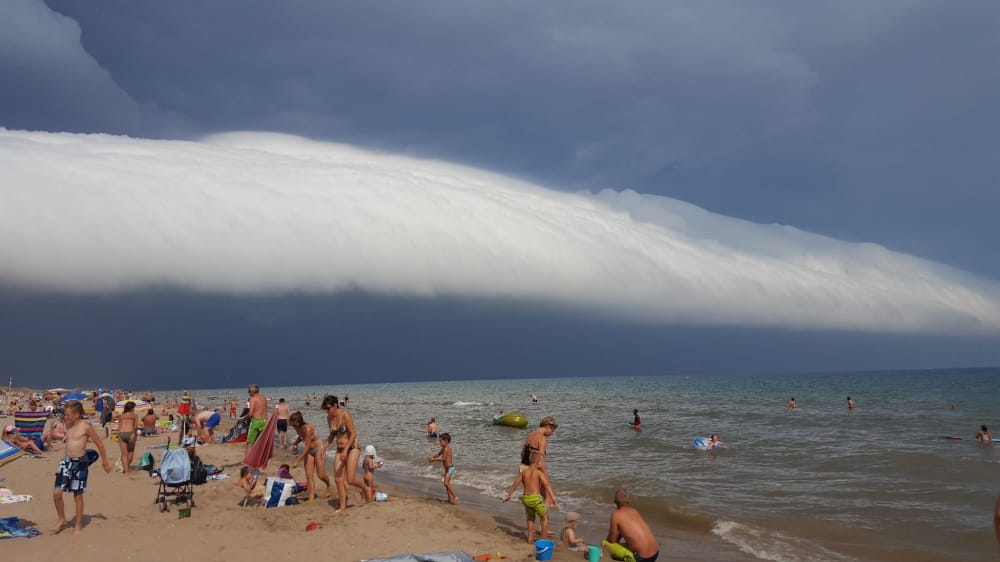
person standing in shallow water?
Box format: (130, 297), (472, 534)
(787, 397), (797, 410)
(847, 397), (855, 410)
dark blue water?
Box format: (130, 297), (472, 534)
(181, 367), (1000, 561)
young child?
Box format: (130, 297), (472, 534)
(50, 400), (111, 535)
(363, 444), (384, 501)
(561, 511), (587, 551)
(428, 432), (458, 504)
(503, 450), (557, 543)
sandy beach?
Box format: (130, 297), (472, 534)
(0, 420), (588, 562)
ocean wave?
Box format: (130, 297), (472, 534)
(712, 520), (853, 562)
(452, 401), (483, 407)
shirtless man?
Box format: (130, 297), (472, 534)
(324, 395), (366, 509)
(140, 408), (159, 437)
(521, 416), (558, 471)
(50, 400), (111, 534)
(606, 489), (660, 562)
(426, 418), (439, 438)
(193, 408), (222, 445)
(245, 384), (268, 446)
(787, 397), (797, 410)
(847, 396), (855, 410)
(275, 398), (290, 448)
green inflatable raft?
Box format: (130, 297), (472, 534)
(492, 412), (528, 428)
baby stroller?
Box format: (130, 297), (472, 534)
(154, 438), (195, 512)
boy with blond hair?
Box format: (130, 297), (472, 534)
(50, 400), (111, 534)
(503, 450), (557, 543)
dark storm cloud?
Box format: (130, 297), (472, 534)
(5, 290), (997, 390)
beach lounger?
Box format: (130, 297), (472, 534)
(0, 440), (24, 467)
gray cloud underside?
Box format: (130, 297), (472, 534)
(2, 129), (998, 335)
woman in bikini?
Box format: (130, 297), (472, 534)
(116, 401), (138, 475)
(289, 411), (331, 501)
(323, 395), (367, 511)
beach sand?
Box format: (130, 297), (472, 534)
(0, 424), (587, 562)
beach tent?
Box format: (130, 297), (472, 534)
(59, 392), (88, 402)
(13, 411), (48, 441)
(223, 417), (248, 443)
(0, 440), (24, 467)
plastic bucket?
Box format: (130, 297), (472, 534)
(587, 545), (602, 562)
(534, 539), (554, 561)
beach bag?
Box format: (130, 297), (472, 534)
(139, 451), (154, 471)
(191, 456), (208, 485)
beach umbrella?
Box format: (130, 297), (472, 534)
(59, 392), (88, 402)
(242, 410), (278, 472)
(114, 400), (153, 414)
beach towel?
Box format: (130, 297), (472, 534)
(0, 495), (32, 504)
(365, 553), (474, 562)
(0, 517), (41, 539)
(13, 411), (49, 441)
(0, 441), (24, 467)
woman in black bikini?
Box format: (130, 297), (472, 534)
(323, 395), (367, 510)
(289, 411), (330, 502)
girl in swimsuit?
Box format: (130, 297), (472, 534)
(116, 401), (138, 475)
(323, 395), (368, 510)
(289, 411), (331, 501)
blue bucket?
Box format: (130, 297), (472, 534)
(535, 539), (555, 561)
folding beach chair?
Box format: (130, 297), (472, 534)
(14, 411), (49, 446)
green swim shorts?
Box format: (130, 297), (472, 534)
(521, 493), (546, 518)
(247, 418), (267, 445)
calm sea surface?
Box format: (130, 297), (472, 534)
(176, 368), (999, 561)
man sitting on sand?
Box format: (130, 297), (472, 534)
(140, 408), (159, 436)
(605, 489), (659, 562)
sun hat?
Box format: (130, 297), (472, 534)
(3, 425), (16, 434)
(565, 511), (580, 522)
(365, 445), (376, 456)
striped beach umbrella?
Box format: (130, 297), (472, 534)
(114, 400), (153, 414)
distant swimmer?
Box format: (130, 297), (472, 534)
(976, 425), (992, 444)
(531, 394), (539, 403)
(630, 409), (641, 431)
(951, 403), (958, 411)
(426, 418), (439, 438)
(706, 433), (724, 450)
(787, 397), (796, 410)
(847, 397), (855, 410)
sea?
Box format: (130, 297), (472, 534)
(172, 367), (999, 561)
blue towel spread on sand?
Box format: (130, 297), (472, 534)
(0, 517), (41, 539)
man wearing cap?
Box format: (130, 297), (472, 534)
(605, 489), (659, 562)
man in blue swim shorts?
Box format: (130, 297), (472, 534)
(194, 408), (223, 445)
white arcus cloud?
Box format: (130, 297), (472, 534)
(1, 128), (998, 335)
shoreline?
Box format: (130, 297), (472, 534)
(0, 422), (599, 562)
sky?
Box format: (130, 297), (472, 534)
(1, 0), (998, 389)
